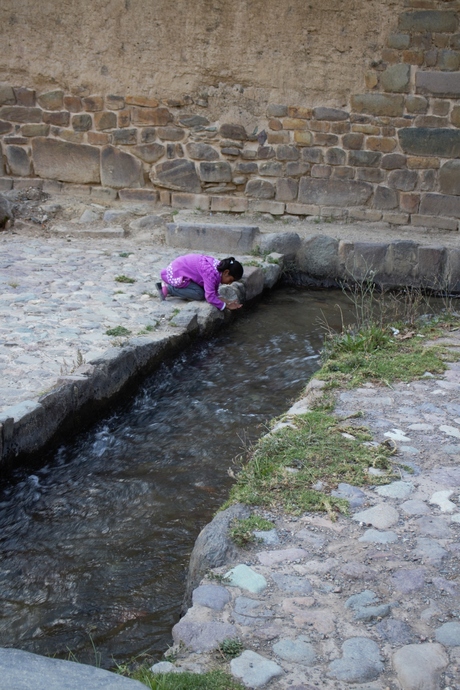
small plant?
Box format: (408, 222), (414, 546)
(127, 668), (244, 689)
(138, 324), (157, 335)
(119, 252), (133, 258)
(115, 275), (136, 284)
(8, 281), (19, 288)
(218, 638), (244, 659)
(230, 515), (275, 546)
(114, 290), (125, 294)
(106, 326), (132, 337)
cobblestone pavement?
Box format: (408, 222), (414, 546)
(0, 228), (207, 415)
(165, 350), (460, 690)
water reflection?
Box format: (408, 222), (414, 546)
(0, 288), (354, 667)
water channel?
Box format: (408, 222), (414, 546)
(0, 288), (355, 669)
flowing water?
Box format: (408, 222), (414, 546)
(0, 288), (354, 668)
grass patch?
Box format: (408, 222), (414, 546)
(318, 319), (454, 389)
(229, 515), (275, 547)
(228, 410), (394, 517)
(218, 639), (244, 659)
(106, 326), (132, 337)
(128, 669), (244, 690)
(115, 274), (136, 284)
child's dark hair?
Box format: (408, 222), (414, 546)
(217, 257), (243, 280)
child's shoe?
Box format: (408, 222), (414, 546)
(155, 282), (168, 300)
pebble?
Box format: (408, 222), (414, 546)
(224, 564), (267, 593)
(230, 650), (284, 688)
(328, 638), (384, 683)
(375, 480), (413, 499)
(392, 643), (448, 690)
(435, 622), (460, 646)
(352, 504), (399, 530)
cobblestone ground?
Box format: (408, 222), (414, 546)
(166, 351), (460, 690)
(0, 229), (201, 414)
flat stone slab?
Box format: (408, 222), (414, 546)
(224, 563), (267, 594)
(429, 490), (456, 512)
(230, 650), (283, 688)
(257, 547), (308, 566)
(353, 504), (399, 529)
(392, 643), (448, 690)
(328, 637), (384, 683)
(391, 568), (426, 593)
(375, 481), (413, 499)
(272, 636), (316, 665)
(435, 621), (460, 646)
(166, 222), (259, 253)
(52, 224), (125, 238)
(192, 584), (231, 610)
(401, 499), (430, 516)
(358, 529), (398, 544)
(0, 647), (146, 690)
(172, 619), (237, 652)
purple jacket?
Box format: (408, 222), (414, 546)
(161, 254), (225, 310)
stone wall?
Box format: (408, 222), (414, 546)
(2, 1), (460, 229)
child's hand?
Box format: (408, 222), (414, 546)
(226, 300), (242, 310)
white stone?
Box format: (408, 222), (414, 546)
(353, 504), (399, 530)
(224, 564), (267, 594)
(429, 490), (456, 513)
(384, 428), (411, 442)
(230, 650), (284, 688)
(439, 425), (460, 439)
(375, 481), (413, 499)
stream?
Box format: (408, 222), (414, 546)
(0, 288), (354, 668)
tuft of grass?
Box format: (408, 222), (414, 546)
(230, 515), (275, 547)
(218, 639), (243, 659)
(115, 274), (136, 284)
(128, 668), (244, 690)
(119, 252), (133, 258)
(318, 321), (451, 389)
(228, 410), (394, 517)
(106, 326), (132, 337)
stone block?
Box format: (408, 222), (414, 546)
(257, 146), (275, 159)
(313, 107), (348, 121)
(151, 159), (201, 193)
(186, 143), (219, 161)
(415, 115), (449, 128)
(245, 178), (275, 199)
(293, 131), (313, 145)
(348, 208), (382, 222)
(268, 118), (282, 131)
(325, 148), (346, 165)
(388, 169), (418, 191)
(381, 153), (406, 170)
(118, 188), (158, 202)
(407, 156), (439, 169)
(94, 111), (117, 131)
(299, 178), (372, 206)
(132, 107), (172, 126)
(313, 133), (338, 146)
(368, 137), (397, 153)
(400, 192), (420, 213)
(416, 71), (460, 97)
(356, 169), (384, 183)
(118, 109), (131, 127)
(240, 265), (266, 300)
(5, 145), (31, 176)
(72, 114), (92, 132)
(90, 186), (117, 202)
(12, 88), (33, 108)
(451, 105), (460, 127)
(286, 161), (310, 177)
(0, 106), (42, 123)
(218, 123), (247, 140)
(0, 177), (13, 191)
(258, 232), (301, 257)
(63, 96), (82, 112)
(446, 248), (460, 291)
(343, 133), (364, 150)
(131, 143), (165, 163)
(166, 222), (259, 253)
(276, 177), (298, 202)
(344, 242), (389, 282)
(399, 10), (457, 33)
(297, 235), (339, 278)
(32, 138), (100, 183)
(399, 128), (460, 157)
(288, 106), (312, 119)
(418, 245), (447, 289)
(0, 84), (15, 105)
(412, 215), (458, 232)
(21, 123), (49, 137)
(332, 166), (355, 179)
(439, 160), (460, 195)
(276, 144), (300, 161)
(43, 111), (70, 127)
(125, 95), (159, 108)
(171, 192), (210, 210)
(236, 161), (258, 174)
(111, 129), (138, 145)
(374, 186), (398, 210)
(420, 192), (460, 217)
(100, 145), (143, 188)
(387, 33), (410, 50)
(282, 118), (307, 130)
(381, 64), (410, 93)
(268, 131), (291, 144)
(286, 202), (320, 216)
(438, 49), (460, 71)
(37, 90), (64, 110)
(82, 96), (104, 112)
(405, 95), (428, 114)
(0, 120), (12, 135)
(105, 95), (125, 110)
(432, 100), (450, 117)
(87, 132), (109, 146)
(210, 196), (248, 213)
(267, 104), (288, 118)
(259, 161), (283, 177)
(311, 164), (331, 178)
(348, 150), (382, 167)
(351, 94), (404, 117)
(155, 126), (183, 141)
(385, 240), (419, 285)
(248, 199), (285, 215)
(382, 212), (409, 225)
(199, 161), (232, 183)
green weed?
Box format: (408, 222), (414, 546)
(115, 275), (136, 284)
(119, 252), (133, 258)
(106, 326), (132, 337)
(128, 668), (244, 689)
(230, 515), (275, 547)
(218, 639), (244, 659)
